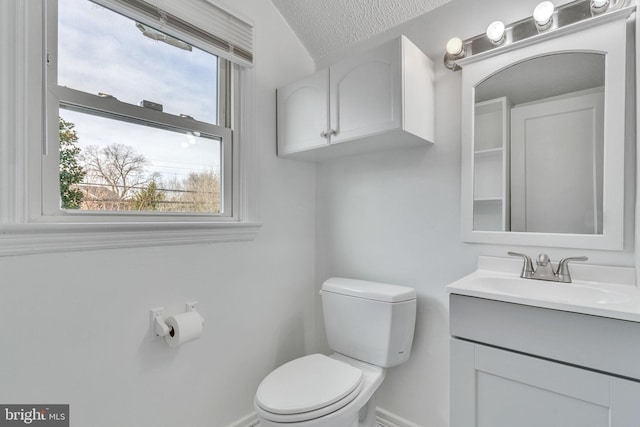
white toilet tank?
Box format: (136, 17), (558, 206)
(321, 277), (417, 368)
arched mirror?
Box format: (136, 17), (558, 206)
(460, 17), (629, 250)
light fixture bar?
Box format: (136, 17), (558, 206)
(444, 0), (630, 70)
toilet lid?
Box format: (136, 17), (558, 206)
(256, 354), (363, 416)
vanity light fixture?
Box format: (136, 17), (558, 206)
(444, 37), (466, 70)
(533, 1), (555, 31)
(442, 0), (632, 72)
(486, 21), (506, 45)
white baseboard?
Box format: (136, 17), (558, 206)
(227, 407), (419, 427)
(225, 412), (260, 427)
(376, 407), (421, 427)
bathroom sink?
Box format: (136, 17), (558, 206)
(446, 256), (640, 322)
(468, 276), (630, 305)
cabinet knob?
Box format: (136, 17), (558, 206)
(320, 131), (328, 138)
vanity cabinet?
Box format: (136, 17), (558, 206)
(451, 339), (640, 427)
(277, 35), (434, 161)
(473, 97), (510, 231)
(449, 294), (640, 427)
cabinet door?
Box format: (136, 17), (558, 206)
(510, 90), (604, 234)
(277, 69), (329, 156)
(329, 39), (401, 144)
(451, 339), (640, 427)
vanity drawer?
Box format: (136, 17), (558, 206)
(450, 294), (640, 380)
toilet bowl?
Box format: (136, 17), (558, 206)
(255, 353), (385, 427)
(255, 278), (417, 427)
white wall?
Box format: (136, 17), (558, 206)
(315, 0), (636, 426)
(0, 1), (317, 426)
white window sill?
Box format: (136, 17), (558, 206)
(0, 221), (261, 256)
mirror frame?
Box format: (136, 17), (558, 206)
(460, 15), (629, 250)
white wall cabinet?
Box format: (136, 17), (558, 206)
(277, 35), (434, 161)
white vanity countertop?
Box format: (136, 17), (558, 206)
(446, 256), (640, 322)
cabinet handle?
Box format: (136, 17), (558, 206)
(320, 130), (338, 138)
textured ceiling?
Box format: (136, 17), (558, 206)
(271, 0), (452, 61)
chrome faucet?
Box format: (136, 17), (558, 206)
(507, 252), (588, 283)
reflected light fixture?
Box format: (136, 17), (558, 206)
(533, 1), (555, 31)
(444, 37), (466, 70)
(486, 21), (506, 45)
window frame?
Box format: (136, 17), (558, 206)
(47, 0), (235, 220)
(0, 0), (260, 256)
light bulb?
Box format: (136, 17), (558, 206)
(486, 21), (506, 44)
(533, 1), (554, 30)
(590, 0), (609, 14)
(444, 37), (465, 70)
(446, 37), (464, 56)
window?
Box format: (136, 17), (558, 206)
(0, 0), (258, 255)
(49, 0), (232, 216)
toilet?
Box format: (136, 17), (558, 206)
(254, 277), (417, 427)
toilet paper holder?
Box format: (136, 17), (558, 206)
(150, 301), (199, 338)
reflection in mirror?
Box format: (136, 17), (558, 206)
(472, 52), (605, 234)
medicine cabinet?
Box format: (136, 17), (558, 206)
(460, 12), (632, 250)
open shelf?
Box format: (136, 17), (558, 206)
(473, 96), (511, 231)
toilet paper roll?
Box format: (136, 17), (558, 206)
(165, 311), (204, 348)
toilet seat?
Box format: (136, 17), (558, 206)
(255, 354), (363, 423)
